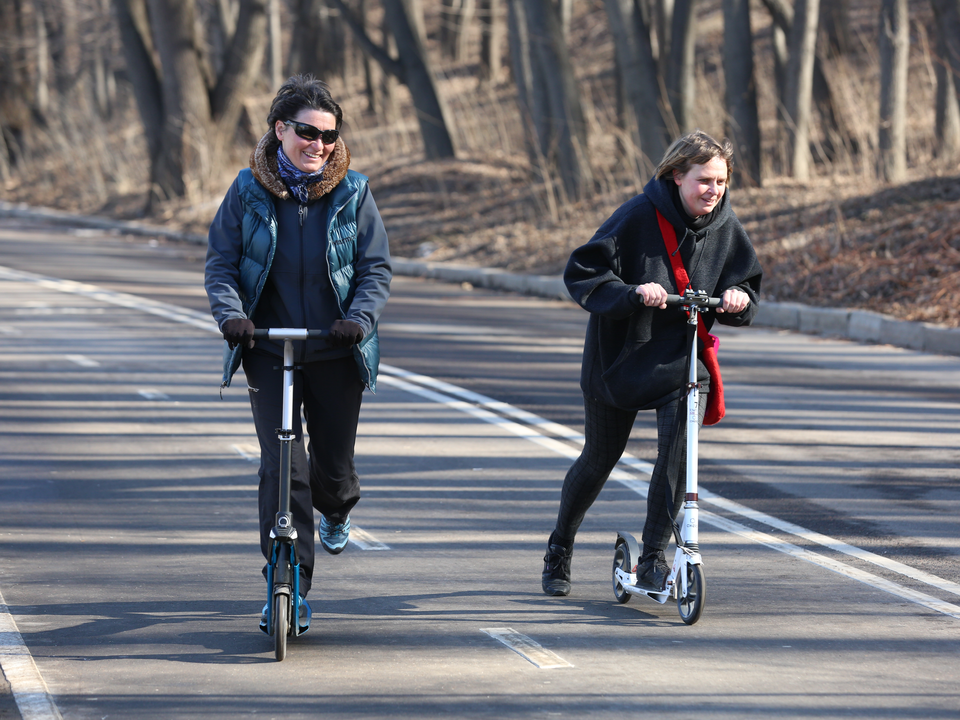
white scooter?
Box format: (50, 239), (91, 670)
(611, 289), (720, 625)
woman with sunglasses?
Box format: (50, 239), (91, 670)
(205, 74), (391, 633)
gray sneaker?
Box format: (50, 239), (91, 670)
(319, 515), (351, 555)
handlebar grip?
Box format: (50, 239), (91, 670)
(665, 294), (723, 308)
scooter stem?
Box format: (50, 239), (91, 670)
(277, 338), (296, 519)
(682, 306), (700, 549)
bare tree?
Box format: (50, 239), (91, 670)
(931, 1), (960, 159)
(781, 0), (820, 180)
(603, 0), (668, 173)
(821, 0), (851, 57)
(326, 0), (459, 159)
(667, 0), (698, 134)
(114, 0), (269, 205)
(478, 0), (504, 83)
(878, 0), (908, 182)
(722, 0), (761, 186)
(931, 0), (960, 104)
(287, 0), (346, 78)
(441, 0), (475, 62)
(507, 0), (589, 200)
(761, 0), (857, 163)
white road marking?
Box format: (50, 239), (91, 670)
(64, 354), (99, 367)
(4, 265), (958, 615)
(0, 589), (63, 720)
(481, 628), (573, 669)
(138, 389), (170, 400)
(232, 444), (260, 463)
(348, 527), (390, 551)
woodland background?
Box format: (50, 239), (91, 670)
(1, 0), (959, 326)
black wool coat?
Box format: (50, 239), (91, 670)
(565, 175), (763, 411)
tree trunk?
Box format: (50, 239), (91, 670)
(878, 0), (908, 182)
(441, 0), (476, 62)
(34, 3), (50, 118)
(604, 0), (668, 172)
(478, 0), (504, 83)
(557, 0), (573, 39)
(762, 0), (856, 163)
(145, 0), (214, 202)
(507, 0), (551, 169)
(268, 0), (282, 89)
(821, 0), (851, 56)
(931, 0), (960, 109)
(113, 0), (164, 163)
(667, 0), (697, 134)
(657, 0), (674, 68)
(519, 0), (589, 199)
(0, 0), (34, 169)
(782, 0), (819, 180)
(211, 0), (269, 131)
(932, 2), (960, 159)
(327, 0), (459, 159)
(379, 13), (400, 122)
(722, 0), (761, 186)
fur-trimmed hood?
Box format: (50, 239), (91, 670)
(249, 130), (352, 201)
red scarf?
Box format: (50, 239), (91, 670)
(656, 209), (725, 425)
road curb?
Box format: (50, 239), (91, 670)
(3, 200), (958, 357)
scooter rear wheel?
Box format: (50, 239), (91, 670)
(612, 542), (632, 604)
(677, 563), (705, 625)
(274, 593), (289, 661)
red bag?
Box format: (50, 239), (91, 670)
(655, 210), (725, 425)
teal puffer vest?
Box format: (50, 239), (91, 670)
(221, 167), (380, 390)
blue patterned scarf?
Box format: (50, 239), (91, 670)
(276, 146), (326, 203)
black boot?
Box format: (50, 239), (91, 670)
(636, 547), (669, 592)
(541, 535), (572, 596)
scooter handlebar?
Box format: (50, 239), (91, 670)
(665, 293), (723, 308)
(252, 328), (329, 340)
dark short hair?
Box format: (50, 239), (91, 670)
(655, 130), (734, 181)
(267, 74), (343, 131)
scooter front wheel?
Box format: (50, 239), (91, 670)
(677, 562), (705, 625)
(612, 542), (632, 604)
(274, 593), (289, 661)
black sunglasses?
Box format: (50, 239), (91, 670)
(283, 120), (339, 145)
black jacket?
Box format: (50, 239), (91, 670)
(565, 175), (763, 411)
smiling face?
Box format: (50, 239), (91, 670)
(673, 156), (728, 217)
(275, 108), (338, 173)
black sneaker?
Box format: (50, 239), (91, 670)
(636, 551), (670, 592)
(542, 542), (572, 596)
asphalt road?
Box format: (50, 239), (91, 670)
(0, 218), (958, 719)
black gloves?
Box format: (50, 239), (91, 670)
(327, 319), (364, 348)
(222, 318), (256, 349)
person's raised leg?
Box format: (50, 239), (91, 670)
(543, 395), (637, 596)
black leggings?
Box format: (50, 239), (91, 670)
(552, 390), (706, 553)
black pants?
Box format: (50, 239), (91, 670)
(552, 389), (707, 554)
(242, 349), (364, 596)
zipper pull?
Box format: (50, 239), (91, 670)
(299, 204), (307, 227)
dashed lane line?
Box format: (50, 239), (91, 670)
(480, 628), (573, 669)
